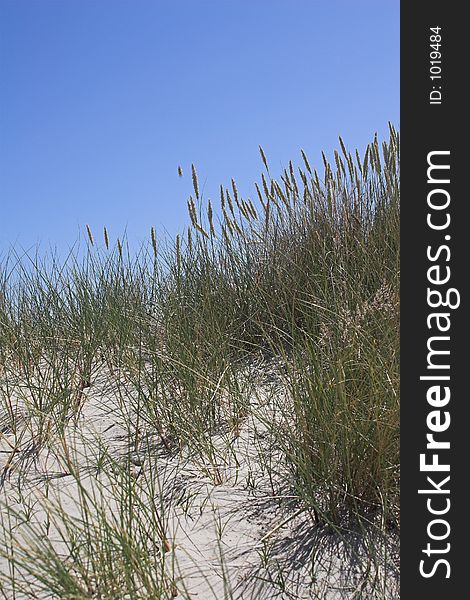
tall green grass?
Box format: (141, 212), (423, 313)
(0, 126), (399, 597)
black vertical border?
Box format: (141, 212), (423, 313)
(401, 3), (466, 597)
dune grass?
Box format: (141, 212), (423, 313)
(0, 126), (399, 598)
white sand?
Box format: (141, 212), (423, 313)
(0, 367), (399, 598)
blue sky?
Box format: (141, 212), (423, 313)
(0, 0), (399, 254)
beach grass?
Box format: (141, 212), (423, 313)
(0, 126), (399, 598)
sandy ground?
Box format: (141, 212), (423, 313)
(0, 367), (399, 599)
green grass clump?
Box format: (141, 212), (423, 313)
(0, 125), (399, 597)
(158, 125), (400, 525)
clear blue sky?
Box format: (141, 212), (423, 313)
(0, 0), (399, 254)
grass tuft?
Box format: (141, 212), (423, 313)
(0, 127), (399, 597)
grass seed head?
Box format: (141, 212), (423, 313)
(259, 145), (269, 172)
(219, 184), (225, 210)
(261, 173), (270, 200)
(151, 226), (157, 257)
(231, 178), (239, 203)
(226, 189), (234, 215)
(86, 224), (94, 246)
(187, 196), (198, 228)
(191, 164), (199, 199)
(207, 199), (215, 236)
(175, 234), (181, 271)
(300, 148), (312, 174)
